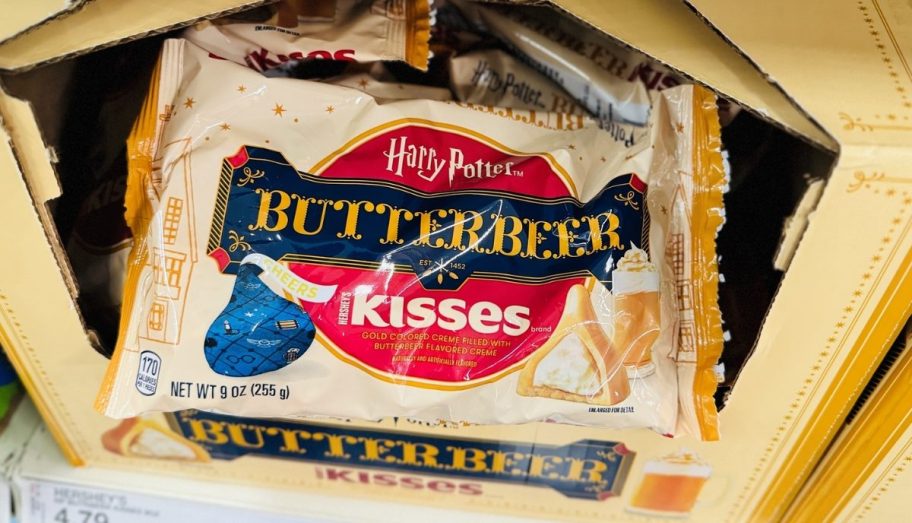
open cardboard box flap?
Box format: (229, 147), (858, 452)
(1, 0), (843, 151)
(689, 0), (912, 149)
(553, 0), (838, 151)
(0, 0), (271, 72)
(0, 0), (85, 46)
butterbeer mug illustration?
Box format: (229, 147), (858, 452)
(612, 246), (660, 377)
(627, 449), (712, 517)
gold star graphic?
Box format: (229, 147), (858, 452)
(854, 289), (864, 296)
(184, 97), (195, 109)
(862, 272), (872, 280)
(358, 79), (369, 89)
(237, 85), (247, 93)
(220, 123), (231, 131)
(600, 156), (606, 162)
(273, 103), (286, 117)
(844, 306), (854, 313)
(675, 122), (685, 133)
(893, 217), (903, 225)
(568, 144), (576, 150)
(325, 105), (335, 114)
(836, 322), (845, 327)
(872, 255), (881, 262)
(886, 188), (896, 196)
(882, 236), (891, 244)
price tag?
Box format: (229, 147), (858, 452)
(20, 479), (329, 523)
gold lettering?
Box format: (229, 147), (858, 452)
(187, 420), (229, 444)
(250, 189), (290, 231)
(446, 210), (485, 251)
(528, 455), (564, 479)
(492, 215), (524, 256)
(332, 200), (376, 239)
(566, 458), (608, 483)
(524, 219), (554, 259)
(447, 446), (489, 472)
(227, 424), (266, 449)
(413, 210), (449, 248)
(496, 451), (531, 476)
(374, 203), (414, 245)
(587, 212), (621, 252)
(554, 218), (585, 258)
(291, 196), (331, 236)
(269, 427), (309, 454)
(400, 442), (440, 467)
(311, 432), (358, 459)
(359, 437), (398, 463)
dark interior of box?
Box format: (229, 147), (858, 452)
(0, 6), (837, 410)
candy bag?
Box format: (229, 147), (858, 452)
(185, 0), (432, 72)
(96, 38), (725, 439)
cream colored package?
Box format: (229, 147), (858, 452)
(95, 38), (724, 439)
(184, 0), (431, 72)
(467, 3), (653, 126)
(324, 63), (453, 101)
(448, 49), (586, 116)
(466, 4), (740, 126)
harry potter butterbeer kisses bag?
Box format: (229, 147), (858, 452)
(96, 38), (725, 439)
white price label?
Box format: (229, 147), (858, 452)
(21, 480), (328, 523)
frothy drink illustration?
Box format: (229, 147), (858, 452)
(612, 247), (660, 377)
(627, 449), (712, 517)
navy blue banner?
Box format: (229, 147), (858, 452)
(207, 146), (648, 290)
(170, 410), (635, 500)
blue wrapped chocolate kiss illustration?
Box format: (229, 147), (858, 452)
(204, 263), (315, 377)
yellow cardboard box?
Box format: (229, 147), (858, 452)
(786, 323), (912, 522)
(0, 1), (910, 521)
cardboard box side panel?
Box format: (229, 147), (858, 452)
(688, 0), (912, 148)
(553, 0), (836, 150)
(0, 0), (270, 71)
(833, 424), (912, 522)
(0, 94), (61, 203)
(718, 148), (912, 522)
(785, 330), (912, 521)
(0, 125), (94, 465)
(0, 92), (79, 298)
(0, 0), (77, 45)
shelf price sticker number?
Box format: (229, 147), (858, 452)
(54, 509), (108, 523)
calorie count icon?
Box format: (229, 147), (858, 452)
(135, 350), (162, 396)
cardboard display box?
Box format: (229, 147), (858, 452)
(0, 1), (910, 521)
(785, 322), (912, 522)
